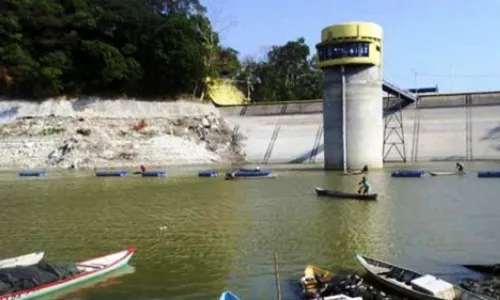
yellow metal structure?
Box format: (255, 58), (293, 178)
(206, 77), (248, 106)
(316, 22), (383, 68)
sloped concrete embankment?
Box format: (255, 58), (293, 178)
(403, 105), (500, 161)
(220, 96), (500, 163)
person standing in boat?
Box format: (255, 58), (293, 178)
(455, 162), (464, 173)
(357, 176), (371, 195)
(361, 165), (368, 173)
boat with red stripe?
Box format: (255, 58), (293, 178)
(0, 246), (135, 300)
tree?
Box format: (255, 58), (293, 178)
(0, 0), (215, 99)
(239, 37), (322, 102)
(0, 0), (322, 102)
(190, 13), (241, 100)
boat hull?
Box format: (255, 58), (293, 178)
(225, 174), (275, 180)
(220, 291), (241, 300)
(315, 187), (377, 201)
(463, 264), (500, 275)
(430, 172), (467, 176)
(0, 247), (135, 300)
(342, 171), (367, 176)
(0, 252), (44, 269)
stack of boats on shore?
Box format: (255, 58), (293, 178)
(299, 254), (493, 300)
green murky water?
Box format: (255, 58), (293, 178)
(1, 162), (500, 299)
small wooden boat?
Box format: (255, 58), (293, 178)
(225, 169), (275, 180)
(342, 171), (367, 176)
(220, 291), (241, 300)
(323, 295), (363, 300)
(300, 265), (335, 297)
(430, 171), (467, 176)
(0, 252), (44, 269)
(225, 174), (275, 180)
(0, 247), (135, 300)
(355, 254), (489, 300)
(463, 264), (500, 275)
(315, 187), (377, 201)
(300, 265), (363, 300)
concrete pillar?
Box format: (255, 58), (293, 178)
(323, 65), (383, 170)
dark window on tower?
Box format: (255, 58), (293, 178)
(317, 42), (370, 61)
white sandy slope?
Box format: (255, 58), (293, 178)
(0, 99), (244, 170)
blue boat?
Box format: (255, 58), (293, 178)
(225, 168), (274, 180)
(198, 169), (218, 177)
(220, 291), (241, 300)
(95, 170), (128, 177)
(141, 171), (167, 177)
(478, 170), (500, 178)
(391, 170), (425, 178)
(18, 170), (47, 177)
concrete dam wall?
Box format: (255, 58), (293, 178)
(220, 91), (500, 164)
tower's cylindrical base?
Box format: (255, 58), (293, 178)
(323, 65), (383, 170)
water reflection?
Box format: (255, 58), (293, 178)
(46, 265), (136, 300)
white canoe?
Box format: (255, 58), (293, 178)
(324, 295), (362, 300)
(430, 171), (468, 176)
(0, 252), (44, 269)
(0, 246), (135, 300)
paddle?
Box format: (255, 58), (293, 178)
(273, 250), (282, 300)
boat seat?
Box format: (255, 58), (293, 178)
(399, 271), (420, 285)
(383, 267), (404, 279)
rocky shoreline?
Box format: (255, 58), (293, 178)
(0, 113), (246, 170)
(461, 277), (500, 300)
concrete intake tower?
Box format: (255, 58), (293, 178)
(316, 22), (383, 170)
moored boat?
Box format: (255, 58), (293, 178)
(315, 187), (377, 201)
(0, 246), (135, 300)
(220, 291), (241, 300)
(300, 266), (363, 300)
(462, 264), (500, 275)
(0, 252), (44, 269)
(430, 171), (467, 176)
(355, 254), (489, 300)
(224, 168), (275, 180)
(342, 171), (367, 176)
(322, 295), (363, 300)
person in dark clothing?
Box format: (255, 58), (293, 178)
(455, 162), (464, 173)
(140, 165), (146, 173)
(361, 165), (368, 173)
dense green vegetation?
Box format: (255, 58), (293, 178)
(0, 0), (321, 101)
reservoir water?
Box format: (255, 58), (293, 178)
(1, 162), (500, 299)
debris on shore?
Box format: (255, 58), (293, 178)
(461, 277), (500, 300)
(0, 114), (246, 169)
(301, 273), (409, 300)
